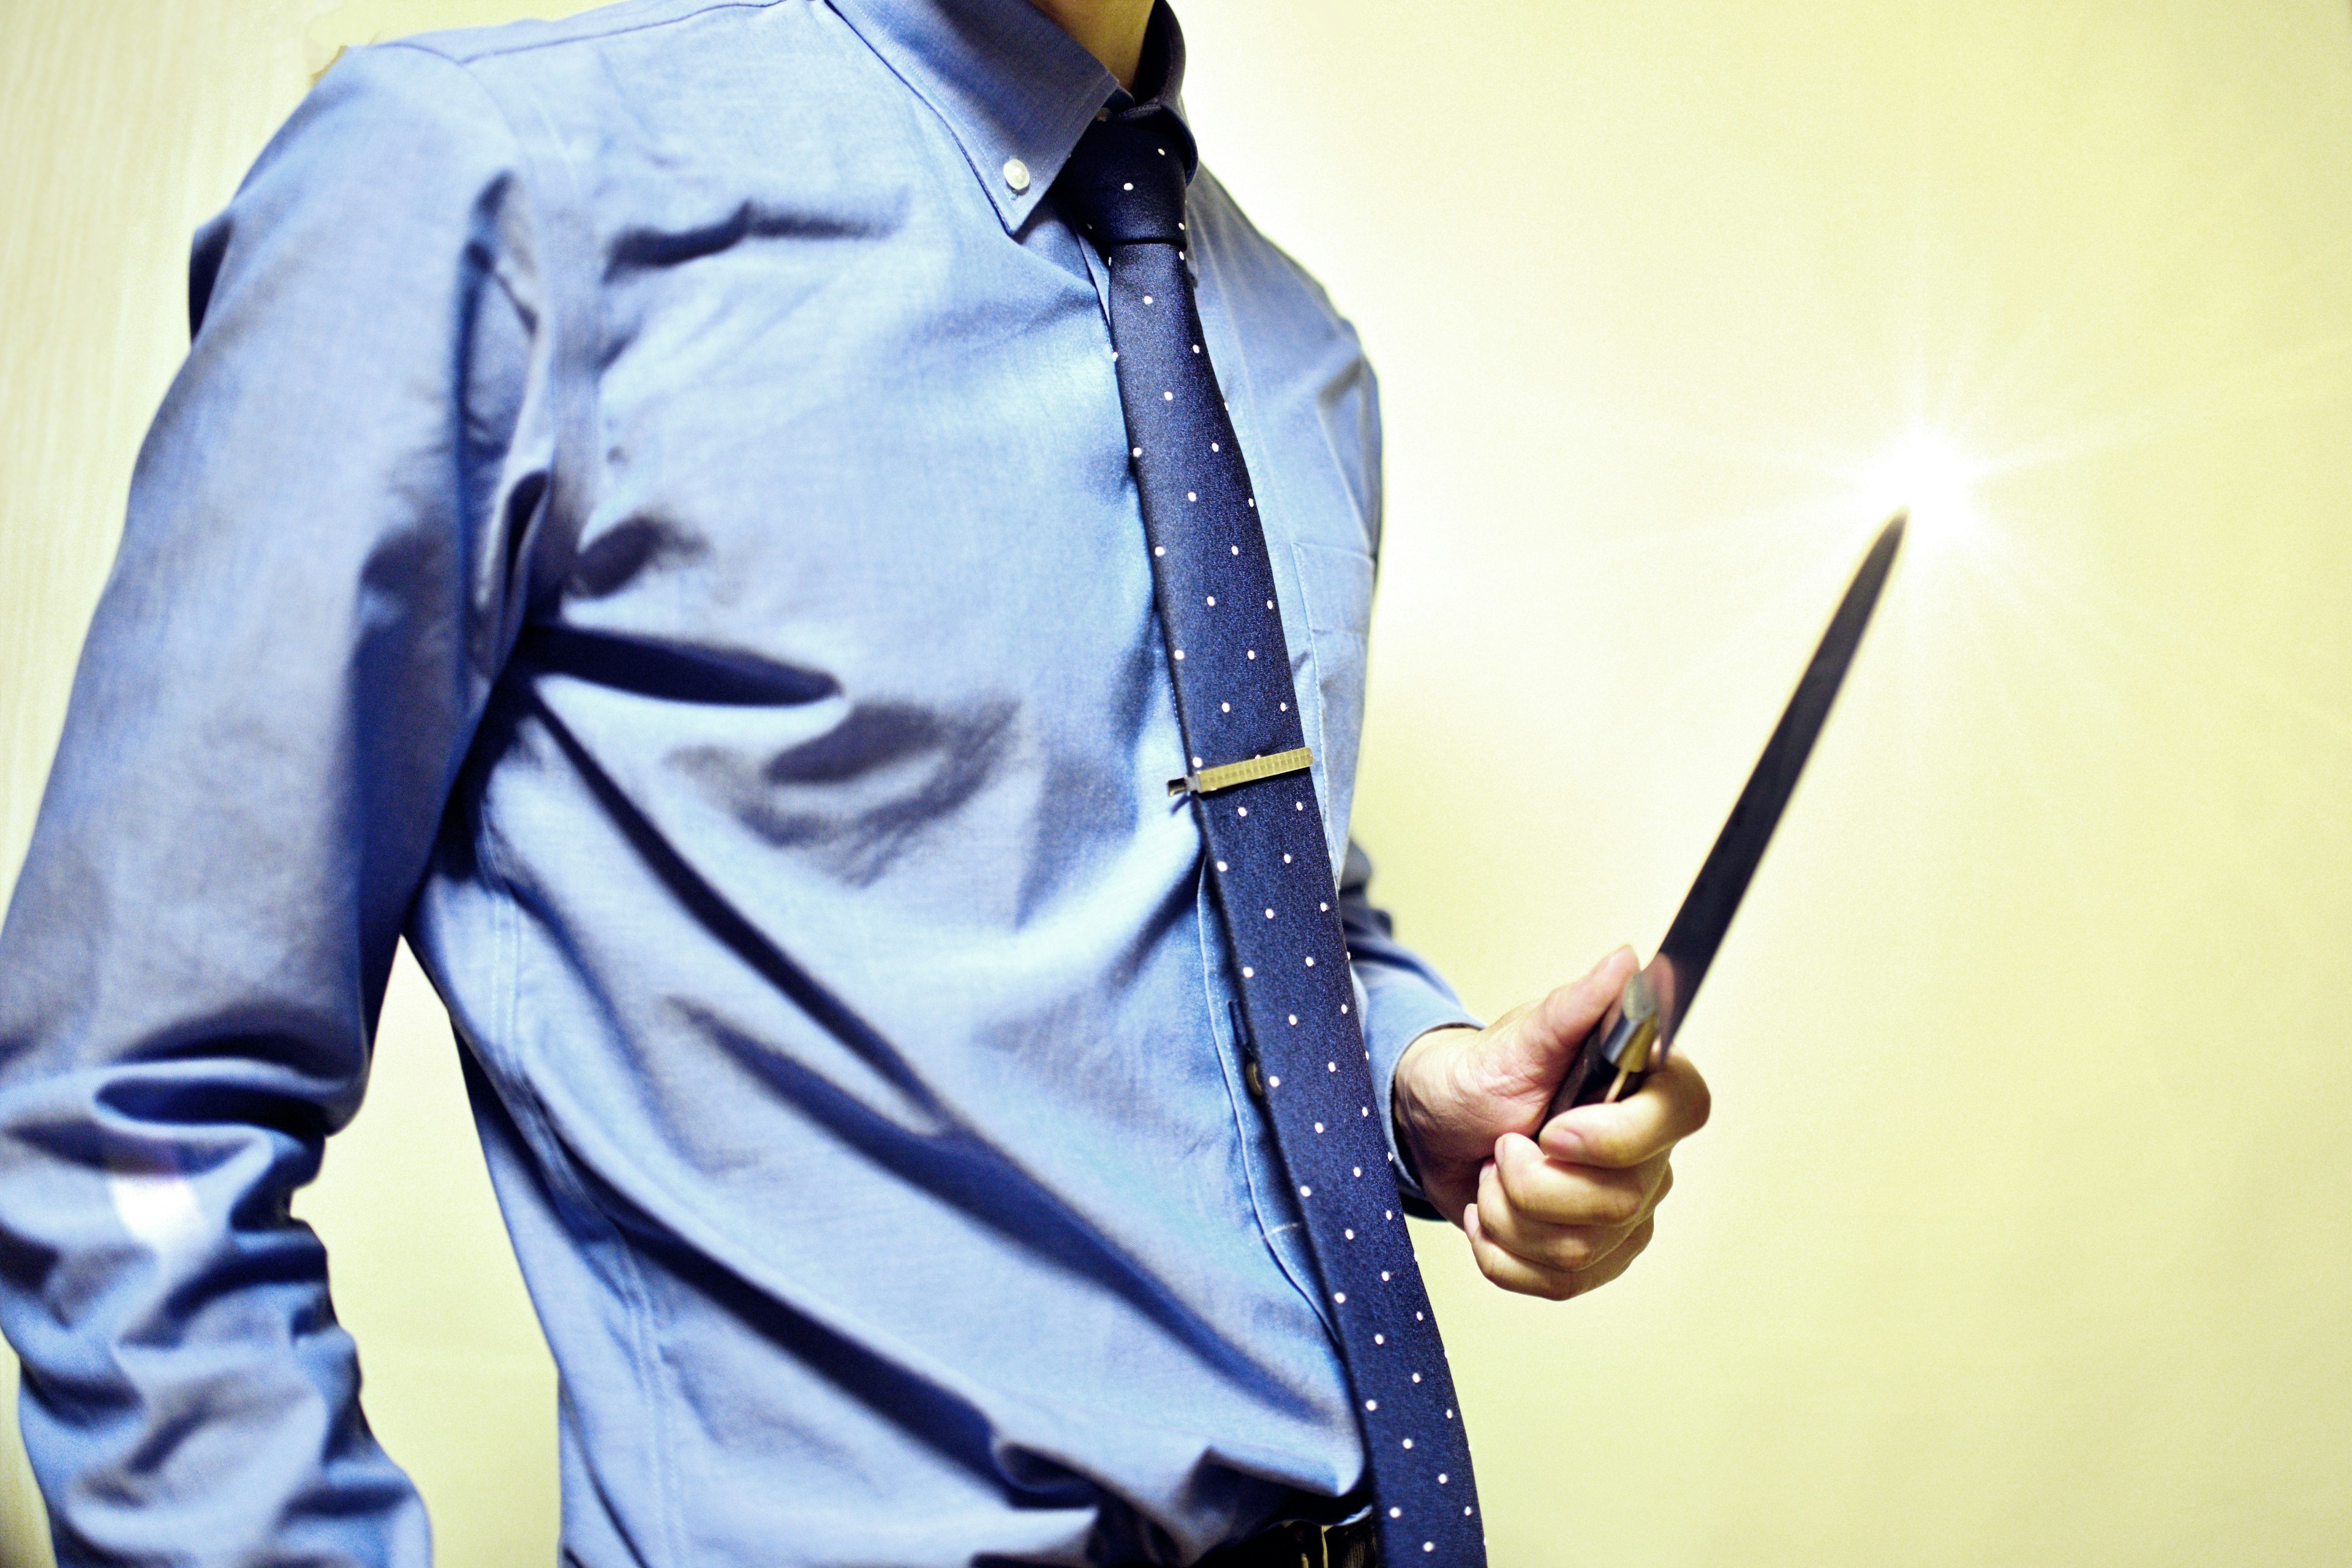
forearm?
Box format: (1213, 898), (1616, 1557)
(1333, 840), (1480, 1209)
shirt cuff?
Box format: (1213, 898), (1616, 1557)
(1354, 965), (1480, 1219)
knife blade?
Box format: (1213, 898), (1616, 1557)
(1544, 513), (1905, 1119)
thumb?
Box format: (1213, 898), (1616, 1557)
(1508, 945), (1640, 1082)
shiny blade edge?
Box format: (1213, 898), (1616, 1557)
(1647, 512), (1907, 1052)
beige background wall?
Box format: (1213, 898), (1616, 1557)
(4, 2), (2348, 1564)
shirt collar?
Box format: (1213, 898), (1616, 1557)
(829, 0), (1193, 233)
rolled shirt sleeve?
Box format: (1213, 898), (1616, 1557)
(0, 45), (545, 1566)
(1336, 839), (1479, 1216)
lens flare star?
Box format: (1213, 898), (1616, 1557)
(1851, 426), (1988, 547)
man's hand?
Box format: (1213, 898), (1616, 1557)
(1391, 947), (1711, 1300)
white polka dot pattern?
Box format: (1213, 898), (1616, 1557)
(1052, 107), (1485, 1567)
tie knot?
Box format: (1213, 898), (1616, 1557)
(1052, 110), (1190, 246)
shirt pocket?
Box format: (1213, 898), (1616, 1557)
(1289, 540), (1375, 876)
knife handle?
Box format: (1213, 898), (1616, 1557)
(1543, 970), (1663, 1123)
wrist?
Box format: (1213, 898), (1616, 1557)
(1390, 1024), (1479, 1204)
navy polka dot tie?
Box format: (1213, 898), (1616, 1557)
(1055, 110), (1486, 1567)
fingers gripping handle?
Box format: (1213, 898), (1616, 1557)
(1545, 969), (1665, 1117)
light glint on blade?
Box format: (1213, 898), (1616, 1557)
(1857, 426), (1986, 545)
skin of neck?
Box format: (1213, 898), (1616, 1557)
(1026, 0), (1155, 90)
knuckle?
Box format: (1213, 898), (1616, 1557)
(1555, 1235), (1600, 1272)
(1683, 1071), (1713, 1132)
(1594, 1182), (1644, 1226)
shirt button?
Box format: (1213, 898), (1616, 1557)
(1002, 157), (1031, 193)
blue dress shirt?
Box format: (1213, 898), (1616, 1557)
(0, 2), (1479, 1563)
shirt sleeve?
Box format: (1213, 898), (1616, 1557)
(1336, 839), (1479, 1217)
(0, 43), (546, 1567)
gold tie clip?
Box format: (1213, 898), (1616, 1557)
(1166, 745), (1314, 798)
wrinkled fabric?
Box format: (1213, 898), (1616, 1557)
(0, 2), (1478, 1564)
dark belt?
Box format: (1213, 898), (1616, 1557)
(1197, 1513), (1379, 1568)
